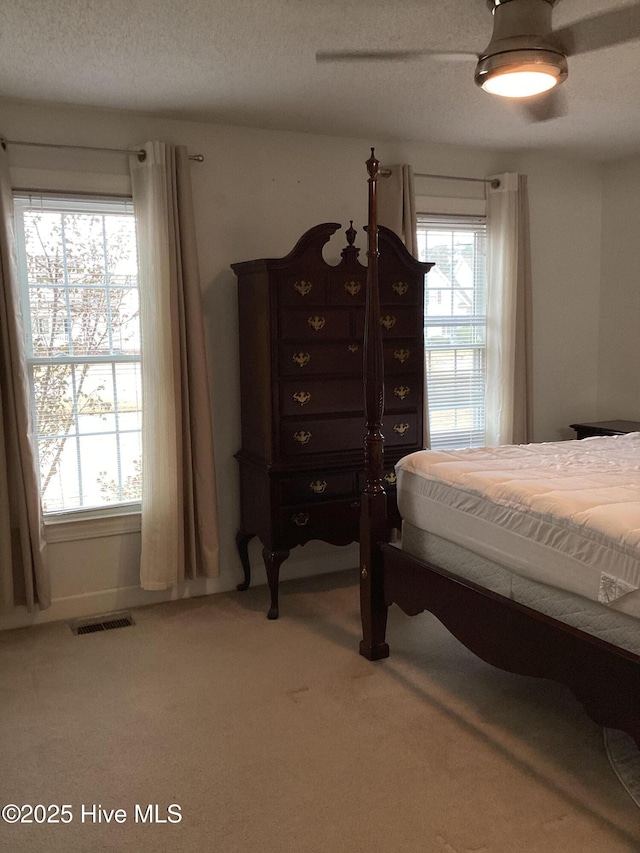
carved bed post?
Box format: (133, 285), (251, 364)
(359, 149), (390, 660)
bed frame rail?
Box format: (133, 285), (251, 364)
(383, 542), (640, 743)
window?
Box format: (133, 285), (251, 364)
(13, 194), (142, 514)
(417, 214), (487, 450)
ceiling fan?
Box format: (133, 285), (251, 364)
(317, 0), (640, 122)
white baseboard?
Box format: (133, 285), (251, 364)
(0, 543), (358, 632)
(0, 577), (223, 632)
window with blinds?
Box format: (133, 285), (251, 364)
(13, 194), (142, 514)
(416, 214), (487, 450)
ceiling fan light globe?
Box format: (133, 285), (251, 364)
(483, 69), (557, 97)
(475, 49), (568, 98)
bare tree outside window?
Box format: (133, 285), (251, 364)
(14, 196), (142, 513)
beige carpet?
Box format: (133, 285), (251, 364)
(1, 568), (639, 852)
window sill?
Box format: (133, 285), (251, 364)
(44, 505), (141, 544)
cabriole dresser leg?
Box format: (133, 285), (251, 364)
(262, 547), (290, 620)
(236, 531), (255, 591)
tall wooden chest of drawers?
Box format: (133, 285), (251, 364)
(232, 222), (433, 618)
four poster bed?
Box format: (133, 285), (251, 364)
(359, 149), (640, 746)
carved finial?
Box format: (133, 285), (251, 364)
(345, 220), (356, 246)
(366, 148), (379, 180)
(341, 219), (360, 263)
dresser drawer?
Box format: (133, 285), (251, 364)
(280, 375), (421, 417)
(281, 416), (365, 455)
(378, 275), (421, 304)
(279, 308), (351, 340)
(280, 377), (363, 416)
(282, 342), (423, 375)
(354, 306), (419, 339)
(280, 342), (363, 376)
(281, 413), (420, 456)
(278, 471), (356, 504)
(277, 274), (327, 305)
(384, 342), (422, 373)
(386, 376), (422, 412)
(328, 276), (366, 305)
(279, 499), (360, 546)
(383, 413), (420, 447)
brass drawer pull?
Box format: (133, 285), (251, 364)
(292, 352), (311, 367)
(348, 344), (359, 353)
(392, 281), (409, 296)
(310, 480), (327, 494)
(292, 512), (310, 527)
(393, 349), (410, 364)
(393, 385), (410, 400)
(393, 423), (410, 436)
(294, 430), (312, 445)
(380, 315), (396, 330)
(292, 391), (311, 406)
(384, 472), (397, 485)
(308, 315), (326, 331)
(344, 280), (362, 296)
(294, 280), (312, 296)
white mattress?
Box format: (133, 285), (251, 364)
(395, 434), (640, 616)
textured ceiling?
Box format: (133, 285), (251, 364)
(1, 0), (639, 160)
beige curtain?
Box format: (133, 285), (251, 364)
(130, 142), (219, 589)
(0, 143), (50, 610)
(377, 164), (418, 258)
(485, 173), (533, 446)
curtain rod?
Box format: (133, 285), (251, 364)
(413, 170), (500, 189)
(1, 138), (204, 162)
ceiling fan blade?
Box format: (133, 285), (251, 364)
(520, 88), (567, 123)
(315, 49), (478, 63)
(553, 2), (640, 56)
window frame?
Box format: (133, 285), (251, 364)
(416, 207), (488, 451)
(13, 191), (143, 519)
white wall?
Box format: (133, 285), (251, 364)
(598, 156), (640, 420)
(0, 99), (604, 629)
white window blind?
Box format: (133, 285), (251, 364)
(417, 214), (487, 450)
(13, 193), (142, 514)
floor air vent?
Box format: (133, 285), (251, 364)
(72, 612), (134, 635)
